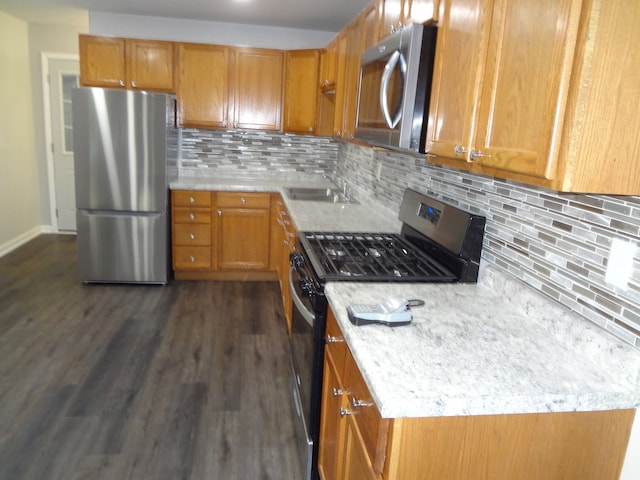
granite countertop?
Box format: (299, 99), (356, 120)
(325, 267), (640, 419)
(171, 175), (640, 419)
(170, 175), (402, 232)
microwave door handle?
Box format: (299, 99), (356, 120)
(379, 50), (408, 129)
(289, 268), (315, 328)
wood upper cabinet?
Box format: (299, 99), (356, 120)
(233, 48), (283, 131)
(335, 19), (362, 140)
(79, 35), (126, 89)
(177, 43), (231, 129)
(376, 0), (439, 41)
(79, 35), (175, 91)
(283, 49), (321, 134)
(215, 192), (271, 270)
(426, 0), (640, 194)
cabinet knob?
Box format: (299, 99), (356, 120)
(332, 387), (342, 397)
(339, 407), (351, 417)
(190, 233), (196, 240)
(189, 196), (195, 204)
(351, 397), (373, 409)
(131, 81), (137, 88)
(241, 197), (246, 205)
(470, 149), (491, 161)
(217, 209), (222, 216)
(189, 256), (195, 263)
(119, 80), (125, 87)
(327, 335), (344, 344)
(190, 213), (196, 220)
(454, 144), (467, 156)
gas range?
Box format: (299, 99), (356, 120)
(287, 189), (486, 480)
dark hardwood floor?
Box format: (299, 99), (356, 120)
(0, 235), (303, 480)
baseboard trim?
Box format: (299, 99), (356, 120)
(0, 226), (55, 258)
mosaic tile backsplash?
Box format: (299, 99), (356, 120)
(178, 129), (639, 348)
(180, 129), (338, 179)
(337, 142), (640, 349)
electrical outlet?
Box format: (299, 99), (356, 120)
(605, 238), (637, 290)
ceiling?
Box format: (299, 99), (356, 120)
(0, 0), (371, 32)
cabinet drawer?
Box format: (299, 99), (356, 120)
(173, 246), (212, 269)
(173, 207), (211, 224)
(173, 224), (211, 246)
(217, 192), (271, 209)
(173, 190), (212, 207)
(344, 348), (390, 474)
(326, 310), (347, 380)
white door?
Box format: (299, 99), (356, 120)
(48, 58), (79, 231)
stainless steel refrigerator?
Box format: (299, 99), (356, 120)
(72, 87), (178, 284)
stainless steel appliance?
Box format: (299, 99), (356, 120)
(355, 24), (438, 153)
(72, 87), (178, 284)
(288, 189), (486, 480)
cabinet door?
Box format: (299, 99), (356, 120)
(341, 417), (380, 480)
(377, 0), (404, 40)
(320, 38), (338, 89)
(177, 43), (231, 128)
(79, 35), (126, 88)
(404, 0), (440, 24)
(233, 48), (283, 130)
(283, 49), (320, 134)
(424, 0), (492, 163)
(318, 352), (346, 480)
(341, 20), (362, 140)
(472, 0), (583, 179)
(126, 39), (175, 92)
(361, 2), (379, 51)
(216, 208), (270, 270)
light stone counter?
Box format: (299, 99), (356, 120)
(325, 265), (640, 418)
(171, 176), (640, 419)
(169, 176), (402, 232)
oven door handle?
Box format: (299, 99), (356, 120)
(289, 267), (315, 328)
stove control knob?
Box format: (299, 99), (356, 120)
(290, 253), (304, 269)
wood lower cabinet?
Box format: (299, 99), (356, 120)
(270, 195), (296, 334)
(319, 307), (635, 480)
(216, 192), (271, 270)
(172, 190), (277, 280)
(79, 35), (175, 91)
(171, 190), (214, 271)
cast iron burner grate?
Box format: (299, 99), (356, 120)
(302, 232), (457, 281)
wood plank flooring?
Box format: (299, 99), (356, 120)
(0, 234), (303, 480)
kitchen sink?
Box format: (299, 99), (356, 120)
(284, 187), (358, 204)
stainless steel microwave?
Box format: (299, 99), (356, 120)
(355, 24), (438, 153)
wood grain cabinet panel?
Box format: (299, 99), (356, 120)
(319, 306), (635, 480)
(233, 48), (283, 131)
(176, 43), (231, 129)
(79, 35), (175, 91)
(283, 49), (321, 134)
(426, 0), (640, 194)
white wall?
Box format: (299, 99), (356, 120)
(0, 11), (42, 254)
(89, 12), (335, 49)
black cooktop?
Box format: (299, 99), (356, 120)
(300, 231), (457, 282)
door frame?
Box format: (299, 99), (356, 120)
(41, 52), (79, 233)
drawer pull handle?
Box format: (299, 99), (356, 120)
(189, 256), (195, 263)
(332, 387), (342, 397)
(190, 233), (196, 240)
(339, 407), (351, 417)
(189, 196), (195, 204)
(327, 335), (344, 344)
(190, 213), (196, 220)
(351, 397), (373, 409)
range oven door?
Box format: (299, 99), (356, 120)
(288, 256), (326, 480)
